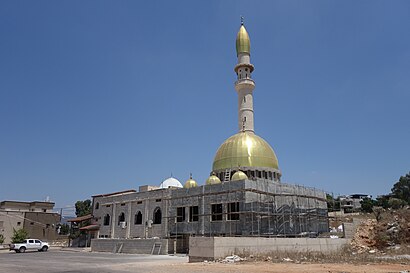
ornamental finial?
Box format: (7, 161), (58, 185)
(240, 16), (244, 25)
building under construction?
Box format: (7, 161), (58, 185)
(91, 178), (327, 253)
(90, 22), (328, 254)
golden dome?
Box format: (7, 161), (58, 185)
(212, 132), (279, 171)
(236, 25), (250, 56)
(206, 173), (221, 185)
(184, 176), (198, 188)
(231, 170), (248, 181)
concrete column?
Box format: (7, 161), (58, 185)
(126, 202), (132, 238)
(201, 186), (205, 236)
(110, 203), (116, 238)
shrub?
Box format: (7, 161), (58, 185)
(11, 228), (29, 243)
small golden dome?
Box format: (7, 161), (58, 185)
(212, 132), (279, 171)
(206, 173), (221, 185)
(231, 170), (248, 181)
(184, 176), (198, 188)
(236, 24), (250, 56)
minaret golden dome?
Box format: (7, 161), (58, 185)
(236, 24), (250, 56)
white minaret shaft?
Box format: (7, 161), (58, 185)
(235, 24), (255, 133)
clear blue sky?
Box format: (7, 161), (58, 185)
(1, 1), (409, 213)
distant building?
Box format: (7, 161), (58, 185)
(0, 201), (60, 244)
(339, 194), (371, 213)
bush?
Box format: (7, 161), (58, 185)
(0, 234), (4, 244)
(388, 198), (407, 209)
(11, 228), (28, 243)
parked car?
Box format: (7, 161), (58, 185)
(9, 239), (49, 253)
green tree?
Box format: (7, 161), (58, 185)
(360, 197), (376, 213)
(11, 228), (28, 243)
(376, 194), (391, 209)
(75, 199), (92, 217)
(0, 233), (4, 244)
(326, 194), (340, 211)
(391, 172), (410, 204)
(59, 223), (70, 235)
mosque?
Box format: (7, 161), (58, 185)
(90, 22), (328, 254)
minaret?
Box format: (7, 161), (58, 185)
(234, 19), (255, 133)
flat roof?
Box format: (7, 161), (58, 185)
(92, 189), (136, 198)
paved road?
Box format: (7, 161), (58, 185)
(0, 249), (188, 273)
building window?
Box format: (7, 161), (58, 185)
(153, 207), (162, 224)
(156, 199), (161, 202)
(134, 211), (142, 225)
(43, 209), (47, 212)
(17, 222), (21, 226)
(103, 214), (110, 226)
(121, 203), (125, 206)
(30, 222), (34, 225)
(243, 96), (246, 103)
(105, 205), (110, 208)
(189, 206), (199, 222)
(118, 212), (125, 225)
(95, 202), (99, 210)
(176, 207), (185, 222)
(227, 202), (240, 221)
(211, 204), (223, 221)
(137, 201), (142, 204)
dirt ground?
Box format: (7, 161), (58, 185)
(156, 262), (409, 273)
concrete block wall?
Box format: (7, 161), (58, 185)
(93, 189), (171, 239)
(189, 237), (350, 262)
(91, 238), (168, 255)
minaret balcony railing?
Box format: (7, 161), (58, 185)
(234, 63), (254, 73)
(235, 78), (255, 86)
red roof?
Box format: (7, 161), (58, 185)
(79, 224), (99, 231)
(67, 214), (93, 223)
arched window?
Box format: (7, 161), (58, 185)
(95, 202), (99, 210)
(103, 214), (110, 226)
(134, 211), (142, 225)
(118, 212), (125, 225)
(153, 207), (162, 224)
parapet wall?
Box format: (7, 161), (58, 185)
(189, 237), (349, 262)
(91, 238), (168, 255)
